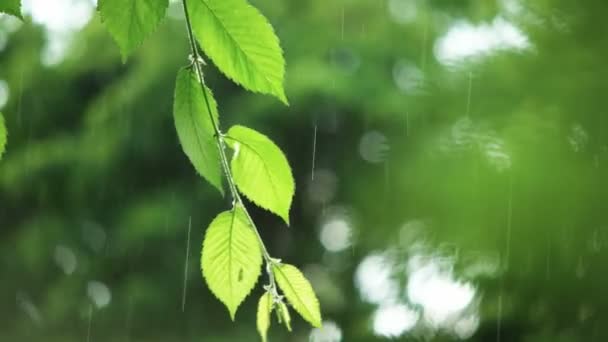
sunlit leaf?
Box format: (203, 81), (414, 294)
(0, 0), (21, 19)
(226, 125), (294, 224)
(0, 112), (6, 160)
(187, 0), (288, 104)
(201, 207), (263, 319)
(277, 301), (292, 331)
(257, 292), (273, 342)
(272, 264), (322, 327)
(98, 0), (168, 60)
(173, 67), (224, 195)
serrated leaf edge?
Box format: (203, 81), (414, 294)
(273, 264), (322, 328)
(201, 208), (262, 320)
(226, 126), (294, 225)
(191, 0), (288, 104)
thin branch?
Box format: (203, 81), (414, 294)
(180, 0), (278, 282)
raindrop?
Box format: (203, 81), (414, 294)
(54, 245), (77, 275)
(87, 281), (112, 309)
(359, 131), (390, 164)
(546, 238), (551, 280)
(496, 292), (503, 342)
(340, 6), (345, 40)
(311, 122), (318, 181)
(465, 72), (473, 117)
(504, 176), (514, 270)
(182, 216), (192, 312)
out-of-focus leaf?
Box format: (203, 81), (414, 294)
(98, 0), (168, 60)
(0, 0), (21, 19)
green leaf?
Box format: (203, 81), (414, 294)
(226, 125), (294, 224)
(277, 301), (292, 331)
(98, 0), (168, 60)
(272, 264), (322, 328)
(0, 112), (6, 160)
(0, 0), (22, 19)
(257, 292), (273, 342)
(201, 207), (263, 319)
(187, 0), (288, 104)
(173, 67), (224, 195)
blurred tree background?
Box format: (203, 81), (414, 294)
(1, 0), (607, 341)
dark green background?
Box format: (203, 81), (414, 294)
(1, 0), (607, 341)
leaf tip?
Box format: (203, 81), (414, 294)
(281, 212), (290, 226)
(214, 183), (226, 197)
(118, 44), (137, 63)
(228, 302), (240, 321)
(278, 92), (289, 106)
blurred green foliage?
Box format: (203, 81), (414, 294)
(1, 0), (607, 341)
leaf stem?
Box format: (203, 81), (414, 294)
(181, 0), (278, 285)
